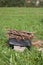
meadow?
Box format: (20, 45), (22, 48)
(0, 7), (43, 65)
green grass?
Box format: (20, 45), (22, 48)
(0, 7), (43, 65)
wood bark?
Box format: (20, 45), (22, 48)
(7, 30), (34, 40)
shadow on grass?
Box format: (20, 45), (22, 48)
(40, 19), (43, 23)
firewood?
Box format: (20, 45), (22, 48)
(32, 40), (43, 48)
(7, 30), (34, 40)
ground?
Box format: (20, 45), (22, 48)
(0, 8), (43, 65)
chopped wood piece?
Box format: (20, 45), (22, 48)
(7, 30), (34, 40)
(14, 46), (26, 52)
(32, 40), (43, 48)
